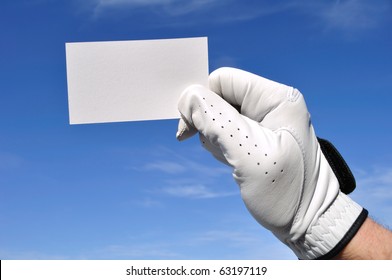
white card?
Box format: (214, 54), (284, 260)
(65, 37), (208, 124)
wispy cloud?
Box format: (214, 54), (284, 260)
(351, 166), (392, 225)
(0, 249), (70, 260)
(88, 0), (226, 19)
(80, 0), (390, 33)
(96, 243), (180, 259)
(142, 160), (187, 174)
(300, 0), (391, 33)
(130, 145), (235, 199)
(90, 220), (296, 259)
(354, 167), (392, 200)
(196, 229), (260, 244)
(186, 223), (296, 259)
(0, 151), (24, 169)
(132, 197), (164, 208)
(140, 158), (230, 177)
(133, 145), (230, 177)
(161, 183), (237, 199)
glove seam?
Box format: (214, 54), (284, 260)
(274, 126), (307, 227)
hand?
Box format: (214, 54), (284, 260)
(176, 67), (367, 259)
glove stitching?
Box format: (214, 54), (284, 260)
(286, 87), (300, 102)
(295, 193), (363, 259)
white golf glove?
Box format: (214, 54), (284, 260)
(176, 67), (367, 259)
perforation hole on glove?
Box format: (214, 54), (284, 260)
(197, 94), (286, 187)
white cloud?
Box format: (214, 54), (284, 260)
(97, 243), (180, 259)
(0, 249), (70, 260)
(89, 0), (226, 18)
(311, 0), (391, 32)
(81, 0), (390, 36)
(94, 0), (174, 10)
(135, 147), (231, 177)
(196, 229), (260, 244)
(187, 223), (296, 259)
(143, 160), (187, 174)
(129, 145), (235, 200)
(354, 167), (392, 200)
(132, 197), (164, 208)
(161, 184), (237, 199)
(351, 166), (392, 225)
(92, 218), (296, 259)
(179, 157), (231, 178)
(0, 152), (24, 169)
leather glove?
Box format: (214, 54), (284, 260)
(176, 67), (368, 259)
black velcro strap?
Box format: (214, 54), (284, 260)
(317, 137), (356, 194)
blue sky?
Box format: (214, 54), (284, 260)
(0, 0), (391, 260)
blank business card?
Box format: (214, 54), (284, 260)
(66, 37), (209, 124)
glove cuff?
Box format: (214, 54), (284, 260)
(289, 192), (368, 260)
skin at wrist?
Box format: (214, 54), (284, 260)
(333, 217), (392, 260)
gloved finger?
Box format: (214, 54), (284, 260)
(176, 116), (198, 141)
(199, 134), (230, 165)
(209, 67), (312, 138)
(177, 84), (277, 168)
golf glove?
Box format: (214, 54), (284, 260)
(176, 67), (367, 259)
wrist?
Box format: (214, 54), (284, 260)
(334, 217), (392, 260)
(288, 192), (368, 259)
